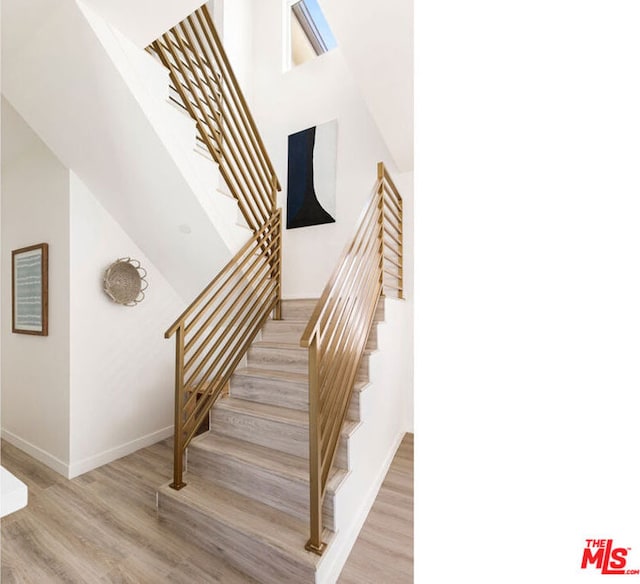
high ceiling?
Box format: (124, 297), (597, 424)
(2, 0), (413, 173)
(318, 0), (414, 172)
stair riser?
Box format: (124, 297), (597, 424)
(260, 321), (306, 343)
(279, 300), (317, 320)
(261, 321), (378, 351)
(230, 373), (308, 411)
(229, 373), (361, 420)
(158, 492), (315, 584)
(279, 299), (384, 322)
(210, 410), (350, 469)
(248, 347), (371, 381)
(247, 346), (308, 374)
(187, 448), (336, 530)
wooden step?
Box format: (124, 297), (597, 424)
(261, 319), (379, 351)
(260, 319), (307, 343)
(157, 475), (331, 584)
(279, 299), (318, 320)
(230, 367), (309, 411)
(210, 397), (357, 469)
(230, 366), (366, 420)
(278, 297), (385, 323)
(247, 341), (309, 374)
(247, 341), (372, 382)
(187, 433), (347, 530)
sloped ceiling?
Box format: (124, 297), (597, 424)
(75, 0), (206, 47)
(318, 0), (413, 172)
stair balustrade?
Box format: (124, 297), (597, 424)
(164, 212), (282, 489)
(152, 7), (404, 560)
(147, 4), (280, 234)
(153, 5), (282, 490)
(300, 162), (404, 554)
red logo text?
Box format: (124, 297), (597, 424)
(581, 539), (639, 575)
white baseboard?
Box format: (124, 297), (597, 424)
(1, 426), (174, 480)
(67, 426), (174, 479)
(1, 429), (69, 477)
(316, 429), (406, 584)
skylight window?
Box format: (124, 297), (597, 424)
(289, 0), (337, 68)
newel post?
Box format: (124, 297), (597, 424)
(170, 324), (187, 490)
(306, 336), (326, 555)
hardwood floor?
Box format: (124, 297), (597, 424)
(337, 433), (414, 584)
(1, 433), (413, 583)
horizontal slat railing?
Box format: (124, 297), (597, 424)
(301, 162), (403, 554)
(165, 211), (282, 489)
(153, 5), (282, 490)
(148, 5), (280, 234)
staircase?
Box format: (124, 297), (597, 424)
(4, 3), (409, 579)
(157, 298), (385, 583)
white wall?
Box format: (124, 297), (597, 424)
(3, 0), (236, 303)
(250, 0), (413, 301)
(68, 173), (184, 477)
(1, 100), (71, 474)
(1, 99), (186, 479)
(316, 297), (413, 583)
(78, 0), (206, 48)
(218, 0), (255, 96)
(318, 0), (413, 172)
(393, 169), (414, 430)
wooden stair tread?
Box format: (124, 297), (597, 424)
(252, 340), (376, 354)
(215, 396), (307, 426)
(251, 340), (305, 350)
(214, 397), (361, 436)
(233, 366), (370, 393)
(212, 396), (366, 436)
(159, 475), (332, 564)
(190, 433), (348, 491)
(234, 366), (308, 384)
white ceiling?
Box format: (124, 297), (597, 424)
(74, 0), (206, 48)
(2, 0), (413, 172)
(318, 0), (414, 172)
(1, 98), (41, 169)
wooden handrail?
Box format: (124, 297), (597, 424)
(150, 6), (282, 490)
(302, 162), (403, 554)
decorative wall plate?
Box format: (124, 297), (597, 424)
(103, 258), (148, 306)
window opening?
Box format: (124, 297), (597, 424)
(289, 0), (337, 68)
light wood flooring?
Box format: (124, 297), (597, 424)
(1, 433), (413, 583)
(337, 433), (414, 584)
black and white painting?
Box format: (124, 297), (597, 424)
(286, 120), (337, 229)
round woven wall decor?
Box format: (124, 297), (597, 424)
(103, 258), (148, 306)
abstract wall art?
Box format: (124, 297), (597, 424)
(286, 119), (337, 229)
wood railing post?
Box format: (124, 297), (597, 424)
(306, 336), (326, 555)
(170, 324), (187, 490)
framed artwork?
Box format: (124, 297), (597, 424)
(286, 119), (337, 229)
(12, 243), (48, 336)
